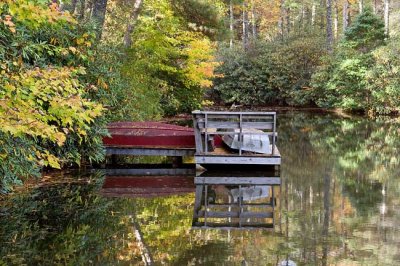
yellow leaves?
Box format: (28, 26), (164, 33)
(2, 15), (16, 33)
(183, 38), (219, 88)
(44, 152), (61, 169)
(97, 78), (108, 90)
(50, 37), (58, 45)
(69, 46), (77, 54)
(6, 0), (77, 30)
(0, 66), (104, 150)
(54, 132), (66, 146)
(76, 38), (85, 45)
(77, 128), (87, 136)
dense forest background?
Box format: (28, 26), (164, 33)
(1, 0), (400, 192)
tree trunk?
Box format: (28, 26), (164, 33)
(251, 0), (257, 39)
(278, 0), (285, 37)
(384, 0), (390, 36)
(311, 3), (316, 26)
(358, 0), (363, 13)
(300, 2), (305, 28)
(230, 0), (234, 48)
(123, 0), (143, 48)
(334, 0), (338, 40)
(286, 7), (290, 34)
(85, 0), (94, 18)
(326, 0), (333, 52)
(373, 0), (378, 14)
(71, 0), (78, 14)
(342, 0), (349, 33)
(242, 1), (249, 48)
(92, 0), (108, 39)
(78, 0), (85, 19)
(320, 0), (325, 29)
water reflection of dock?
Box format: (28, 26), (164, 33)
(100, 165), (195, 198)
(192, 171), (281, 229)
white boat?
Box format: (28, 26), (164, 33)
(229, 185), (270, 203)
(222, 129), (271, 154)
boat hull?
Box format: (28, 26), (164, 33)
(222, 129), (271, 154)
(103, 122), (195, 148)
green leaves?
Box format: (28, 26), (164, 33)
(310, 10), (399, 116)
(0, 1), (106, 192)
(214, 33), (326, 106)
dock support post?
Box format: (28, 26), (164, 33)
(172, 156), (183, 168)
(111, 154), (118, 165)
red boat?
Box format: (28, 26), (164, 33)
(101, 176), (195, 198)
(103, 122), (195, 148)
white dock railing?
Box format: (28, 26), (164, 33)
(192, 111), (277, 156)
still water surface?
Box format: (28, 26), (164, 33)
(1, 112), (400, 265)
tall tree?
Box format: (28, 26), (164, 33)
(326, 0), (333, 52)
(242, 1), (249, 47)
(334, 0), (338, 39)
(384, 0), (389, 36)
(230, 0), (234, 47)
(343, 0), (349, 32)
(123, 0), (143, 48)
(311, 3), (316, 25)
(279, 0), (285, 36)
(251, 0), (257, 39)
(92, 0), (108, 39)
(285, 6), (290, 34)
(373, 0), (378, 14)
(358, 0), (363, 13)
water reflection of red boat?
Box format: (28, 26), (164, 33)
(101, 176), (195, 198)
(103, 122), (196, 148)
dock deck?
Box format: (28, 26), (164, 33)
(192, 111), (281, 167)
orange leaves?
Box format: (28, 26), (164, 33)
(184, 38), (220, 88)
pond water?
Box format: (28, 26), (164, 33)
(1, 112), (400, 265)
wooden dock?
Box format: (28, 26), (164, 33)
(103, 111), (281, 167)
(192, 111), (281, 167)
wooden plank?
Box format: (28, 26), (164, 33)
(192, 116), (203, 153)
(195, 177), (280, 185)
(192, 110), (277, 115)
(195, 156), (281, 165)
(195, 210), (273, 219)
(192, 185), (203, 224)
(197, 121), (274, 130)
(199, 146), (280, 157)
(191, 222), (274, 230)
(200, 131), (277, 137)
(105, 168), (195, 176)
(195, 115), (275, 120)
(106, 147), (195, 156)
(207, 203), (274, 207)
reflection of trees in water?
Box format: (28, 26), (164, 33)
(0, 172), (143, 265)
(277, 113), (400, 264)
(2, 113), (400, 265)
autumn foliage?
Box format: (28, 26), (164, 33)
(0, 1), (105, 193)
